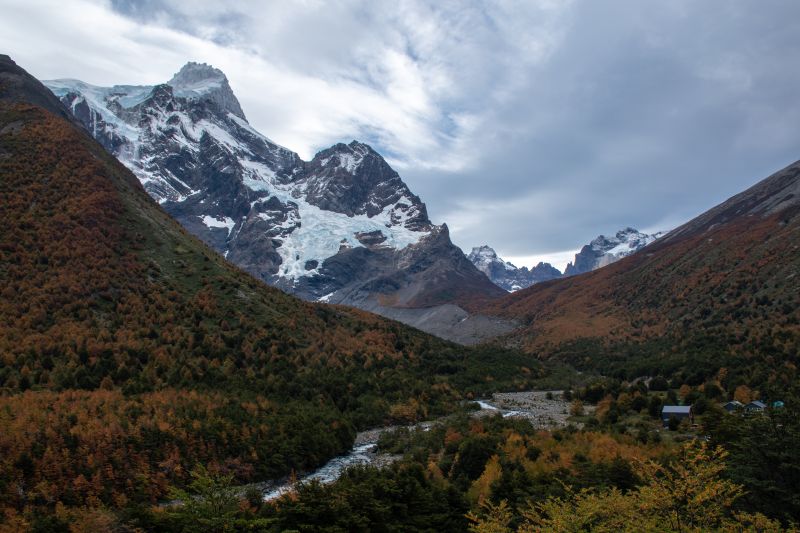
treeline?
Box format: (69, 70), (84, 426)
(468, 442), (782, 532)
(61, 414), (667, 531)
(707, 395), (800, 524)
(0, 390), (351, 513)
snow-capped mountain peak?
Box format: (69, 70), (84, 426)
(468, 245), (562, 292)
(468, 245), (517, 273)
(295, 141), (432, 231)
(167, 61), (246, 120)
(565, 227), (663, 276)
(588, 227), (655, 254)
(42, 65), (448, 299)
(168, 62), (226, 90)
(318, 141), (371, 173)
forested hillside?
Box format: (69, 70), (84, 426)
(483, 161), (800, 390)
(0, 55), (538, 523)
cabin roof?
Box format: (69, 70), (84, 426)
(661, 405), (691, 415)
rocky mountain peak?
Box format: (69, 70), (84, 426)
(297, 140), (431, 230)
(167, 61), (246, 120)
(467, 245), (562, 292)
(314, 141), (374, 173)
(468, 245), (513, 273)
(565, 227), (662, 276)
(168, 62), (227, 87)
(346, 140), (375, 155)
(469, 245), (501, 262)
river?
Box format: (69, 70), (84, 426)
(262, 442), (380, 500)
(260, 394), (559, 501)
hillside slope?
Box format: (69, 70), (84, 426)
(0, 55), (536, 516)
(485, 161), (800, 387)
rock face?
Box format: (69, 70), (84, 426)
(44, 63), (504, 331)
(468, 245), (562, 292)
(469, 230), (663, 292)
(564, 227), (662, 276)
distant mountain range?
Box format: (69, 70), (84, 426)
(44, 63), (505, 341)
(468, 228), (662, 292)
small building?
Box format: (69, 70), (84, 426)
(722, 400), (744, 413)
(772, 401), (785, 409)
(661, 405), (693, 426)
(745, 400), (766, 413)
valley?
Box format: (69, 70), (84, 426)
(0, 54), (540, 526)
(0, 28), (798, 531)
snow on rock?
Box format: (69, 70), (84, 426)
(43, 64), (433, 288)
(167, 62), (226, 96)
(200, 215), (236, 234)
(237, 158), (427, 279)
(273, 197), (427, 280)
(469, 245), (517, 273)
(468, 245), (562, 292)
(564, 227), (663, 276)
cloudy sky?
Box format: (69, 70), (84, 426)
(3, 0), (800, 269)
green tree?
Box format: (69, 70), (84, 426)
(708, 395), (800, 523)
(165, 465), (240, 532)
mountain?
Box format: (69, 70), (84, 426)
(468, 245), (562, 291)
(484, 162), (800, 388)
(466, 229), (661, 292)
(0, 55), (536, 516)
(43, 64), (504, 339)
(563, 227), (662, 276)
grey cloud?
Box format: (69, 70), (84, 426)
(407, 0), (800, 258)
(4, 0), (799, 266)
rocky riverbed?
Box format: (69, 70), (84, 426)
(261, 422), (433, 501)
(475, 390), (594, 428)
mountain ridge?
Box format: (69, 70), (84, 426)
(44, 64), (505, 339)
(467, 245), (561, 291)
(467, 227), (661, 293)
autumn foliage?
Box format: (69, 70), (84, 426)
(481, 165), (800, 388)
(0, 99), (536, 523)
(468, 442), (783, 532)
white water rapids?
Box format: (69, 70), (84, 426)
(260, 406), (487, 501)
